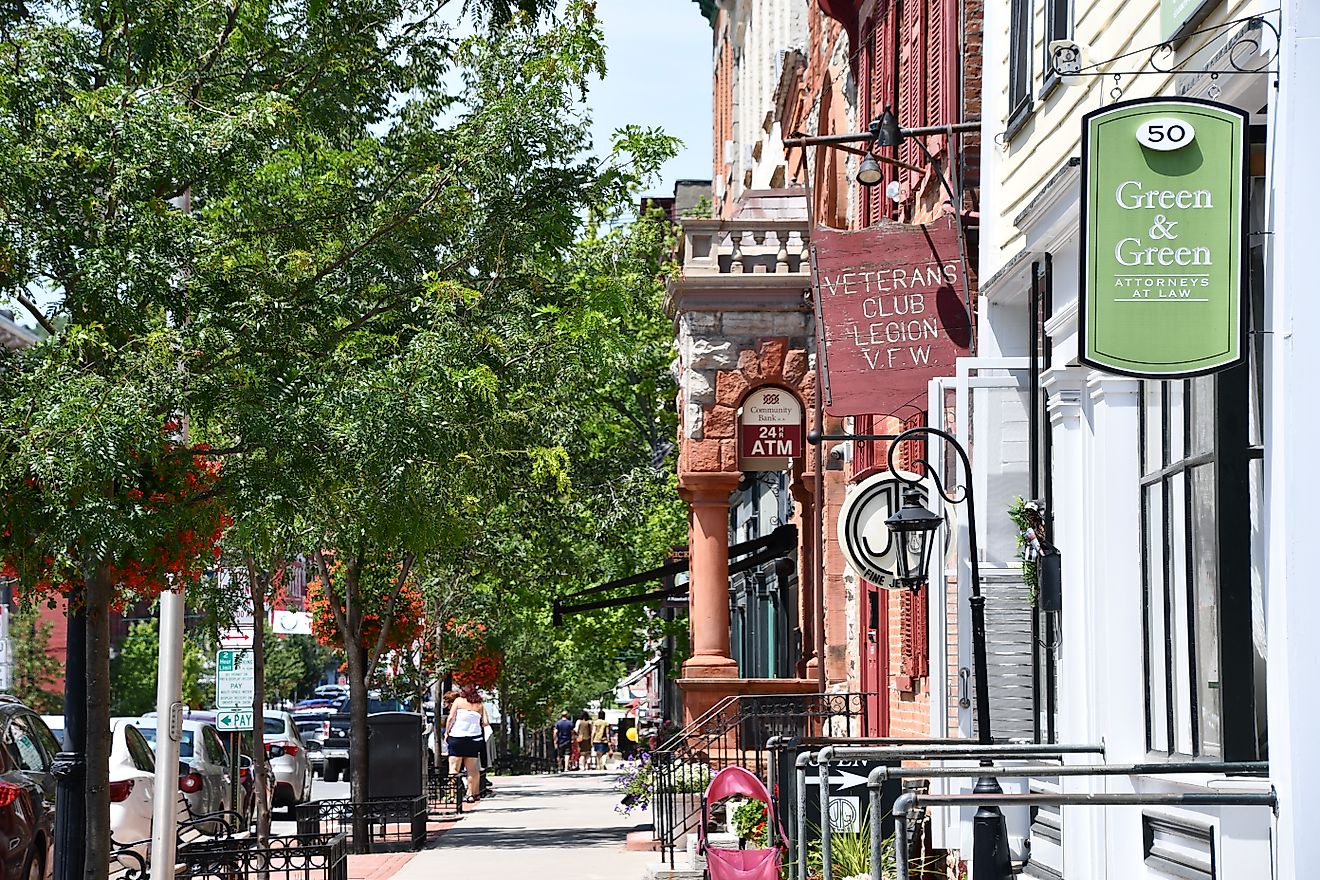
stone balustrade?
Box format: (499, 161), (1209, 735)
(679, 218), (811, 275)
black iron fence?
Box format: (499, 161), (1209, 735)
(426, 770), (464, 817)
(295, 797), (427, 854)
(650, 692), (868, 867)
(177, 833), (349, 880)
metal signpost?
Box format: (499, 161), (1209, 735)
(216, 648), (254, 815)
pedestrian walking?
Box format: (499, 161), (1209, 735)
(553, 710), (575, 772)
(590, 710), (609, 771)
(445, 686), (489, 803)
(573, 711), (592, 770)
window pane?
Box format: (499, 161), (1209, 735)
(6, 718), (47, 772)
(1169, 472), (1194, 755)
(1189, 375), (1216, 457)
(1250, 456), (1268, 758)
(1143, 483), (1169, 753)
(1167, 381), (1186, 465)
(1009, 0), (1031, 110)
(1142, 381), (1163, 476)
(1190, 464), (1222, 756)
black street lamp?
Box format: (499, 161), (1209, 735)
(883, 427), (1012, 880)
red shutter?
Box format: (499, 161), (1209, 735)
(926, 0), (944, 127)
(859, 17), (876, 227)
(895, 0), (918, 174)
(898, 585), (930, 684)
(869, 7), (893, 225)
(896, 411), (926, 474)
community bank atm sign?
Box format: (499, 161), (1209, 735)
(1081, 97), (1247, 378)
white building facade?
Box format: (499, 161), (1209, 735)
(965, 0), (1318, 876)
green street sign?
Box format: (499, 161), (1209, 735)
(217, 710), (254, 732)
(1081, 97), (1247, 378)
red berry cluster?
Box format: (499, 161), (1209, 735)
(1, 424), (229, 611)
(306, 560), (426, 653)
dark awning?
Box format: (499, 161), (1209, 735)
(552, 524), (797, 625)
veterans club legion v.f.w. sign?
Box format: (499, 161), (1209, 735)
(811, 217), (973, 417)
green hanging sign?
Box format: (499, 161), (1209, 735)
(1080, 97), (1247, 378)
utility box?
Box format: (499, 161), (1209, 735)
(367, 712), (425, 799)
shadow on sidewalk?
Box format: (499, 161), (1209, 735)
(435, 825), (636, 849)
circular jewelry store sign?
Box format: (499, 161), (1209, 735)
(838, 470), (936, 590)
(739, 388), (803, 471)
(1080, 97), (1247, 377)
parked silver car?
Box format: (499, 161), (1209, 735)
(261, 712), (312, 809)
(134, 719), (232, 821)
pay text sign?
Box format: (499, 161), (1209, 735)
(812, 217), (972, 417)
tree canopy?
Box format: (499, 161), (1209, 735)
(0, 0), (688, 833)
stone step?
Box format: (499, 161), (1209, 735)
(644, 863), (704, 880)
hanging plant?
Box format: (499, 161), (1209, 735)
(1008, 496), (1047, 605)
(0, 421), (230, 611)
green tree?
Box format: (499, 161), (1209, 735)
(0, 0), (676, 859)
(6, 604), (63, 713)
(111, 620), (207, 716)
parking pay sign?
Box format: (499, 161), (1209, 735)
(215, 648), (255, 726)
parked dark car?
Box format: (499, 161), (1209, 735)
(0, 696), (59, 880)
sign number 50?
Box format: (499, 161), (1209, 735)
(1136, 117), (1196, 151)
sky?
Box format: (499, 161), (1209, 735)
(585, 1), (714, 197)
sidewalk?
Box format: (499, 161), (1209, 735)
(390, 772), (654, 880)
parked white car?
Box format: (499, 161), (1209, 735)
(261, 711), (313, 810)
(107, 720), (176, 858)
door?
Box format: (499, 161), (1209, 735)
(925, 358), (1034, 852)
(859, 581), (888, 736)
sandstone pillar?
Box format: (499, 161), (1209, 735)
(679, 471), (741, 677)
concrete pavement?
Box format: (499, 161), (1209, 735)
(391, 772), (654, 880)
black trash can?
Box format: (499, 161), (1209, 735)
(617, 718), (637, 759)
(366, 712), (425, 799)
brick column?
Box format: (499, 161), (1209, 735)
(679, 472), (741, 677)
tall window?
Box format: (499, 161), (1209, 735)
(1007, 0), (1032, 132)
(1139, 170), (1267, 762)
(1042, 0), (1073, 91)
(1140, 368), (1264, 760)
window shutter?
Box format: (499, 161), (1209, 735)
(860, 17), (877, 227)
(926, 0), (955, 129)
(898, 585), (929, 687)
(897, 411), (926, 474)
(980, 570), (1037, 741)
(874, 1), (897, 222)
(897, 0), (924, 174)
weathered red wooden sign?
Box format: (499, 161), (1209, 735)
(811, 218), (972, 417)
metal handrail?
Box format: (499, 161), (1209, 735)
(864, 761), (1267, 880)
(798, 744), (1103, 880)
(652, 692), (868, 867)
(891, 786), (1277, 880)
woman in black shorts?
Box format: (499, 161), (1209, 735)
(445, 686), (488, 802)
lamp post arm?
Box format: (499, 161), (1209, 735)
(885, 426), (993, 745)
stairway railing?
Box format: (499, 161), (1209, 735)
(650, 692), (867, 867)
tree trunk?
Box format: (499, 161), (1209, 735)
(342, 558), (370, 852)
(248, 560), (271, 844)
(83, 567), (112, 880)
